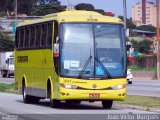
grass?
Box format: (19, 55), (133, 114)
(0, 83), (19, 94)
(116, 95), (160, 108)
(128, 65), (155, 71)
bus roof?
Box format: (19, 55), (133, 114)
(17, 10), (123, 27)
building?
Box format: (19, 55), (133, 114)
(132, 0), (157, 27)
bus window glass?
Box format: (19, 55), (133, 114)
(94, 24), (126, 77)
(47, 22), (53, 47)
(15, 29), (19, 48)
(35, 25), (41, 47)
(30, 26), (35, 48)
(41, 24), (47, 47)
(19, 28), (24, 48)
(60, 24), (94, 77)
(24, 27), (29, 48)
(60, 23), (126, 78)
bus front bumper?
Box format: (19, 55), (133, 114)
(58, 88), (126, 101)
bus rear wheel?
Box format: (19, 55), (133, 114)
(22, 83), (31, 103)
(22, 82), (40, 104)
(102, 100), (113, 109)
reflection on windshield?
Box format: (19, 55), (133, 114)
(60, 23), (126, 79)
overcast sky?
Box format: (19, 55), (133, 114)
(59, 0), (156, 18)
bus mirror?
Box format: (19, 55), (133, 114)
(56, 36), (59, 43)
(54, 43), (59, 57)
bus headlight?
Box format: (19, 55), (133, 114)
(60, 83), (78, 89)
(111, 84), (126, 90)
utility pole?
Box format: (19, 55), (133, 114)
(67, 0), (71, 10)
(123, 0), (127, 31)
(15, 0), (17, 22)
(156, 0), (160, 80)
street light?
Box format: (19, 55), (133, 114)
(156, 0), (160, 80)
(123, 0), (127, 31)
(15, 0), (17, 22)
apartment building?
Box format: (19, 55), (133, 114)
(132, 1), (157, 27)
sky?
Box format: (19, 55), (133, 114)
(59, 0), (155, 18)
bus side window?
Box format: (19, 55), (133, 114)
(24, 27), (29, 49)
(30, 26), (35, 48)
(53, 21), (59, 75)
(35, 25), (41, 48)
(19, 28), (24, 49)
(47, 22), (53, 48)
(15, 29), (19, 49)
(41, 24), (47, 47)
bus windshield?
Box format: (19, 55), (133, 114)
(60, 23), (126, 79)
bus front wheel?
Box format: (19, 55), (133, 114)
(49, 87), (60, 108)
(50, 99), (61, 108)
(102, 100), (113, 109)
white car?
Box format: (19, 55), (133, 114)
(127, 69), (133, 84)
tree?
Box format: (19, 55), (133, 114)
(136, 25), (156, 32)
(130, 39), (151, 54)
(0, 0), (37, 15)
(32, 3), (65, 16)
(118, 16), (136, 29)
(74, 3), (95, 11)
(94, 9), (105, 15)
(0, 31), (14, 51)
(36, 0), (60, 5)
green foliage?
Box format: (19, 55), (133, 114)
(130, 39), (151, 54)
(74, 3), (105, 15)
(94, 9), (105, 15)
(128, 65), (155, 71)
(0, 11), (6, 17)
(136, 25), (156, 32)
(116, 95), (160, 107)
(118, 16), (136, 29)
(32, 3), (65, 16)
(0, 0), (61, 15)
(0, 39), (14, 51)
(74, 3), (95, 11)
(0, 83), (15, 92)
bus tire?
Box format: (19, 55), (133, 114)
(22, 82), (31, 103)
(74, 101), (81, 104)
(22, 82), (40, 104)
(50, 99), (61, 108)
(49, 84), (60, 108)
(102, 100), (113, 109)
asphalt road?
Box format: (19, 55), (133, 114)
(127, 79), (160, 97)
(0, 93), (156, 120)
(0, 78), (159, 120)
(0, 77), (160, 97)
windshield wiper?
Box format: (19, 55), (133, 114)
(95, 57), (112, 79)
(78, 56), (92, 79)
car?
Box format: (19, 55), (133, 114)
(127, 69), (133, 84)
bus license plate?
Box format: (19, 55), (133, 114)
(89, 93), (100, 98)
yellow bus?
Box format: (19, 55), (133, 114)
(15, 10), (127, 109)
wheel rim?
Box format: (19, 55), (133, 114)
(23, 85), (26, 100)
